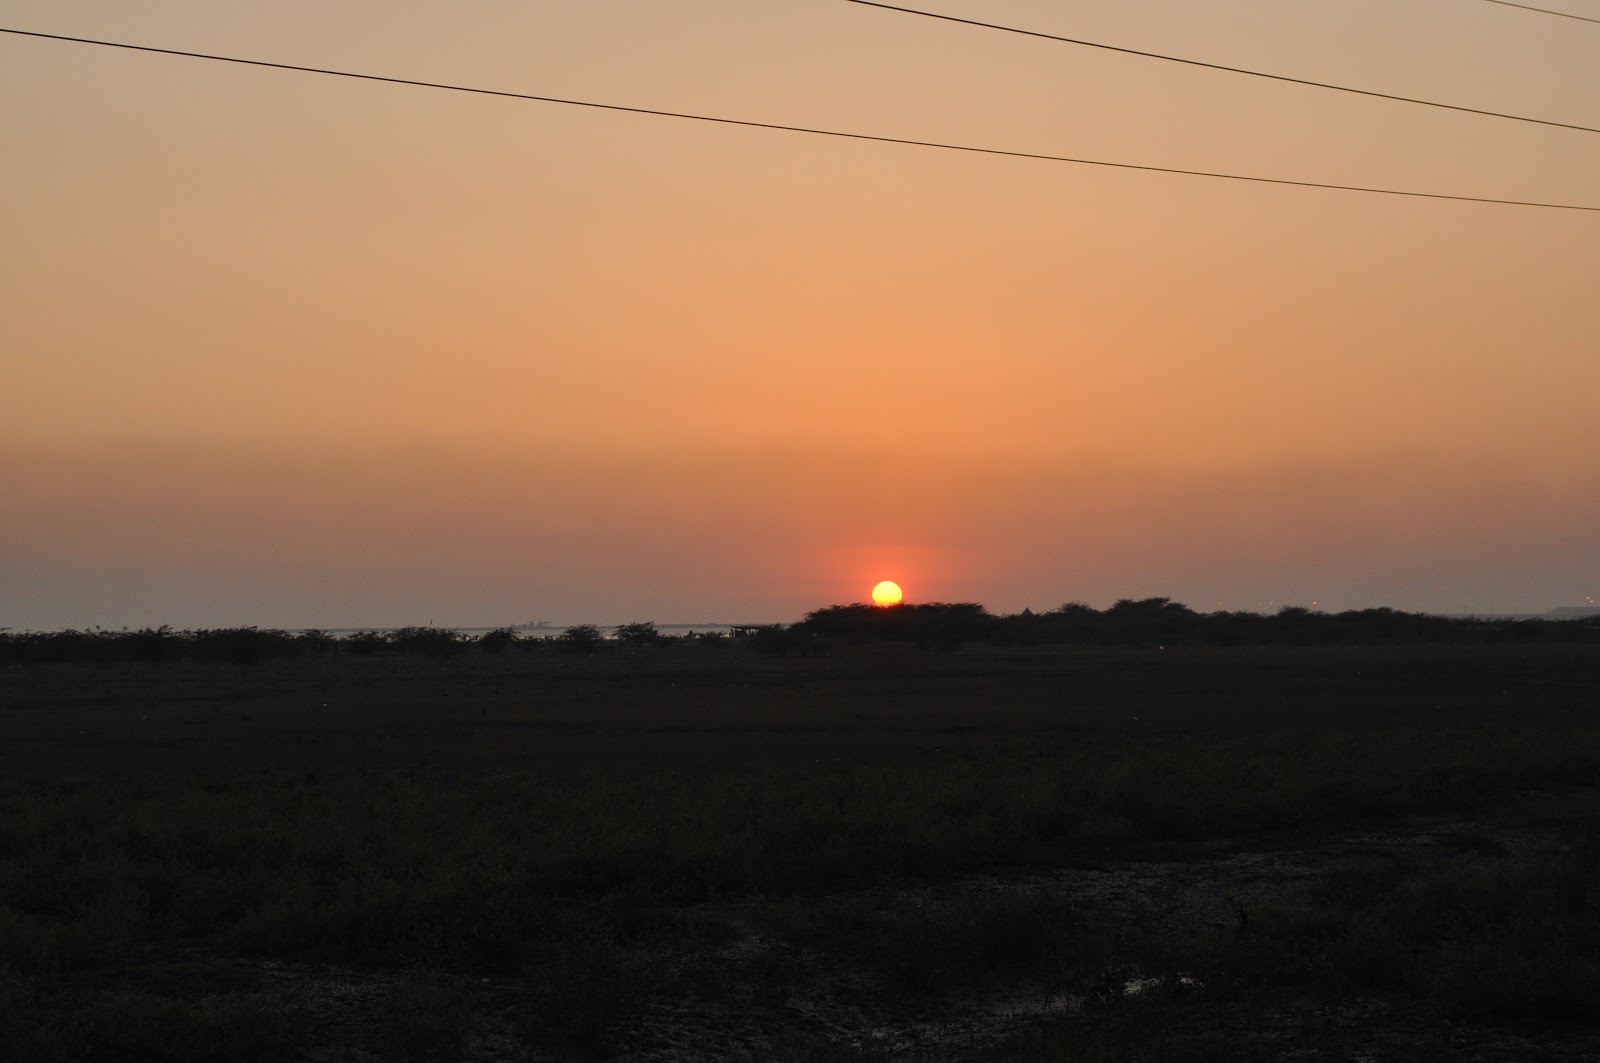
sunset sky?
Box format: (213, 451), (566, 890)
(4, 0), (1598, 629)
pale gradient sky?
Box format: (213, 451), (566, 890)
(4, 1), (1598, 628)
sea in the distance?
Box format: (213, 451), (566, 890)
(302, 622), (763, 638)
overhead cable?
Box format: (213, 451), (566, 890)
(2, 26), (1597, 212)
(1477, 0), (1600, 25)
(841, 0), (1600, 136)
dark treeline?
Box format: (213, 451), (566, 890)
(782, 599), (1600, 652)
(3, 599), (1597, 665)
(0, 622), (714, 667)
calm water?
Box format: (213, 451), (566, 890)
(304, 622), (764, 638)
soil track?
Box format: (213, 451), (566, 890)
(251, 790), (1599, 1061)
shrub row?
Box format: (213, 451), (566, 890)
(0, 623), (717, 666)
(5, 601), (1595, 665)
(781, 599), (1600, 652)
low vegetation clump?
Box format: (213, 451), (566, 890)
(788, 599), (1600, 650)
(2, 599), (1595, 668)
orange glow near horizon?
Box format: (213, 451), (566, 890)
(1, 2), (1598, 627)
(871, 581), (904, 607)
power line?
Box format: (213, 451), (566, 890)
(841, 0), (1600, 136)
(2, 25), (1597, 213)
(1477, 0), (1600, 25)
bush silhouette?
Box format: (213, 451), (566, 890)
(388, 627), (462, 658)
(188, 627), (297, 666)
(558, 625), (604, 653)
(614, 622), (667, 648)
(124, 626), (181, 662)
(477, 627), (521, 653)
(296, 629), (337, 656)
(795, 603), (990, 650)
(344, 631), (390, 656)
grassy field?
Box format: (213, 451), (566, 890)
(2, 640), (1598, 1060)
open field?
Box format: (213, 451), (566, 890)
(3, 640), (1599, 1060)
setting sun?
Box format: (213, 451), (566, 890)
(871, 580), (903, 607)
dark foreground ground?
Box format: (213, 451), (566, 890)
(2, 641), (1598, 1060)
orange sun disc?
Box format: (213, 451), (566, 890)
(871, 580), (903, 606)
